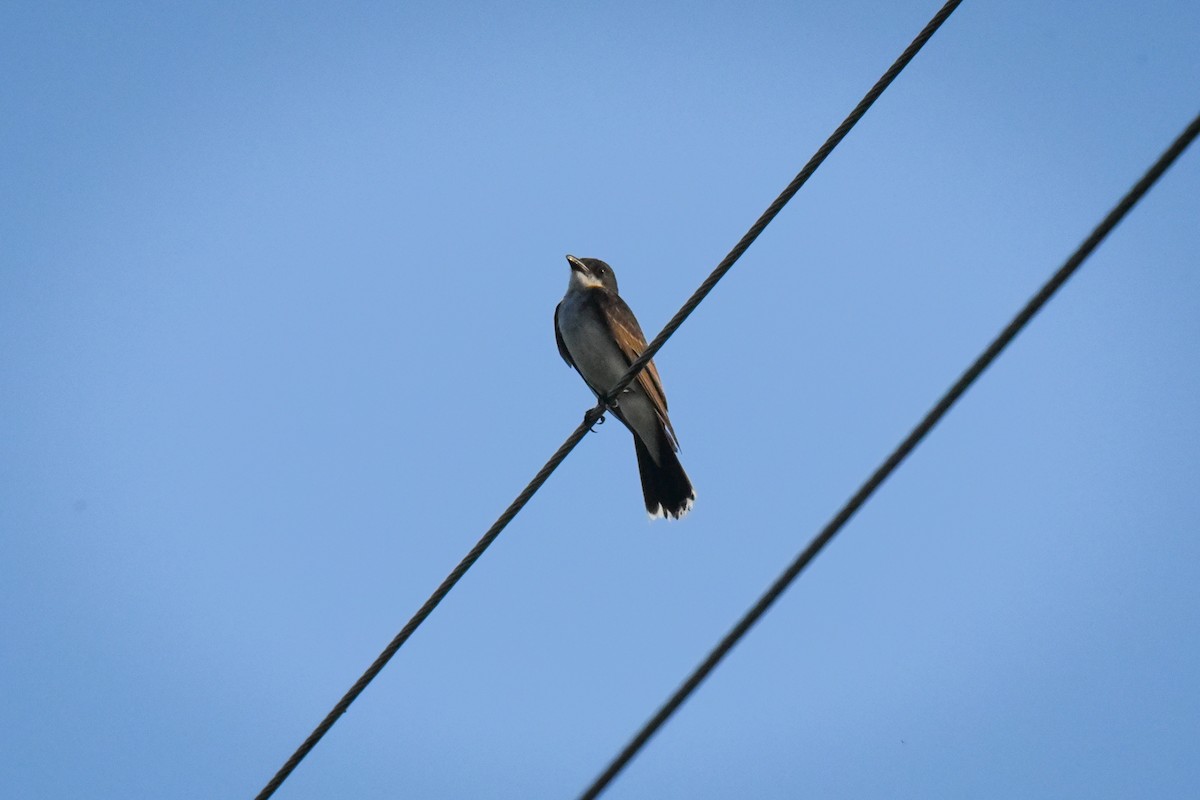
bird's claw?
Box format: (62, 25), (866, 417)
(584, 406), (607, 432)
(605, 387), (631, 410)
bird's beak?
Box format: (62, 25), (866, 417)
(566, 254), (588, 275)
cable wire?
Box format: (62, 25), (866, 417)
(578, 110), (1200, 800)
(254, 2), (964, 796)
(602, 0), (963, 405)
(253, 408), (604, 800)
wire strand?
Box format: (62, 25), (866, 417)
(577, 110), (1200, 800)
(253, 407), (604, 800)
(254, 2), (965, 796)
(602, 0), (964, 405)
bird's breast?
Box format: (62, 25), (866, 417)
(557, 290), (629, 395)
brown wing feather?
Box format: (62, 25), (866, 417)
(594, 291), (678, 445)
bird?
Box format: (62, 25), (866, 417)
(554, 254), (695, 519)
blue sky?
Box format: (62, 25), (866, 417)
(3, 2), (1199, 798)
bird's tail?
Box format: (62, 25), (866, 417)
(634, 433), (695, 520)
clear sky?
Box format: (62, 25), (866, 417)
(3, 2), (1199, 798)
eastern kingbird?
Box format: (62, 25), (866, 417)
(554, 255), (695, 519)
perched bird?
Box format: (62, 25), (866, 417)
(554, 255), (695, 519)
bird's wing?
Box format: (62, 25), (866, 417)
(594, 290), (678, 446)
(553, 302), (575, 368)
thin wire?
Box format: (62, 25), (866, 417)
(578, 111), (1200, 800)
(253, 408), (604, 800)
(602, 0), (964, 405)
(255, 1), (965, 795)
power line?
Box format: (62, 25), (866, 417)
(253, 2), (964, 796)
(577, 110), (1200, 800)
(606, 0), (964, 403)
(253, 411), (600, 800)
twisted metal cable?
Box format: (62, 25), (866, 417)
(254, 2), (966, 795)
(578, 110), (1200, 800)
(603, 0), (964, 405)
(253, 409), (604, 800)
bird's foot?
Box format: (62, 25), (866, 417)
(602, 387), (632, 410)
(584, 405), (606, 432)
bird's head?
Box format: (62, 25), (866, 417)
(566, 254), (619, 294)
